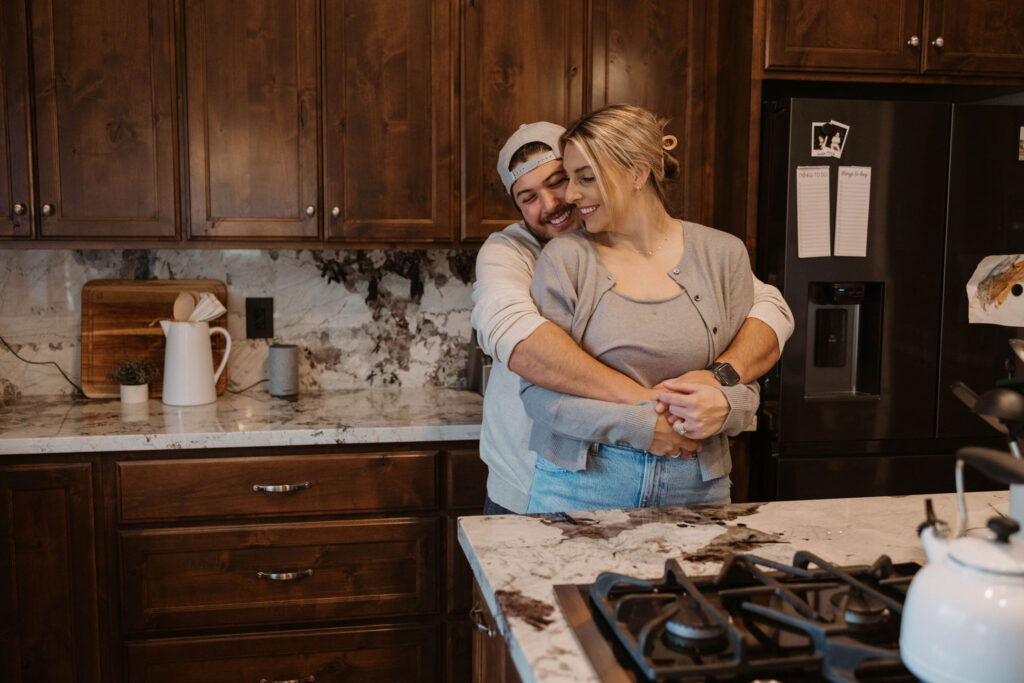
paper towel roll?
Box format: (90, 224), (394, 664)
(269, 344), (299, 397)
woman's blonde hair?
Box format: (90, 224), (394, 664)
(560, 104), (681, 212)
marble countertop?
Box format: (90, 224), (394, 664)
(0, 387), (483, 454)
(458, 491), (1010, 683)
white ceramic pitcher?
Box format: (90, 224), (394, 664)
(159, 321), (231, 406)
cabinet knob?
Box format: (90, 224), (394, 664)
(931, 36), (944, 49)
(331, 206), (340, 218)
(41, 203), (54, 216)
(907, 35), (920, 47)
(12, 203), (26, 216)
(304, 205), (316, 217)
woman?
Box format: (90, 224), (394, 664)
(520, 104), (759, 513)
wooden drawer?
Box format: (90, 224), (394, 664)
(444, 448), (487, 510)
(125, 624), (439, 682)
(118, 451), (437, 522)
(120, 518), (438, 633)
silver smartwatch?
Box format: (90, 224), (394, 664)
(709, 361), (740, 386)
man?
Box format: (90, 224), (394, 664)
(472, 122), (794, 514)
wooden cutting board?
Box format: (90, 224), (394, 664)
(81, 279), (229, 399)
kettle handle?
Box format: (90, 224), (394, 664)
(209, 326), (232, 384)
(954, 446), (1024, 536)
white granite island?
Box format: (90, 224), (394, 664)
(458, 491), (1010, 683)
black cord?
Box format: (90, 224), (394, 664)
(0, 332), (84, 397)
(226, 378), (269, 394)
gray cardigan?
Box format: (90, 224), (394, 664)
(520, 221), (759, 481)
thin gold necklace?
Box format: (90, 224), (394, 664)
(630, 223), (676, 257)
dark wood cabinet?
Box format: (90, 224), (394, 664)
(470, 580), (521, 683)
(1, 0), (178, 241)
(766, 0), (1024, 77)
(591, 0), (713, 224)
(120, 518), (439, 633)
(323, 0), (454, 243)
(0, 0), (32, 239)
(0, 441), (486, 681)
(184, 0), (319, 240)
(766, 0), (923, 73)
(923, 0), (1024, 75)
(33, 0), (178, 239)
(125, 625), (439, 682)
(460, 0), (586, 241)
(0, 463), (102, 683)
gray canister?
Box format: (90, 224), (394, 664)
(268, 343), (299, 397)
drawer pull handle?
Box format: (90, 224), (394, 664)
(256, 569), (313, 581)
(469, 601), (495, 637)
(253, 481), (311, 493)
(259, 677), (315, 683)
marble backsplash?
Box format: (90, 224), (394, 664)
(0, 249), (477, 400)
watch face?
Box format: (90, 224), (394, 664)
(713, 362), (740, 386)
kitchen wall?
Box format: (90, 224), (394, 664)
(0, 249), (476, 400)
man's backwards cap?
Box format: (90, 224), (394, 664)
(497, 121), (567, 195)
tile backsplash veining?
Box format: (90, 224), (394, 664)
(0, 249), (476, 400)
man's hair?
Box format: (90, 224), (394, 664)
(508, 141), (553, 172)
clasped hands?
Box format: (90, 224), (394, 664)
(646, 369), (729, 458)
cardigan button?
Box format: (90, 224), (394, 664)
(672, 268), (680, 274)
(694, 294), (701, 301)
(713, 326), (718, 334)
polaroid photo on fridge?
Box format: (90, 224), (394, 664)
(828, 120), (850, 158)
(811, 122), (832, 157)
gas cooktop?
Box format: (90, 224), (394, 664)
(554, 551), (920, 682)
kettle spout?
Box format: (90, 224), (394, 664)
(918, 498), (951, 564)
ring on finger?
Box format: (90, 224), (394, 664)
(673, 421), (687, 435)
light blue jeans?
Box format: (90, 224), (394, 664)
(526, 443), (731, 513)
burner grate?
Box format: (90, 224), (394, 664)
(582, 551), (920, 682)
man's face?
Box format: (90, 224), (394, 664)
(510, 157), (581, 242)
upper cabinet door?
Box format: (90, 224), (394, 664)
(0, 0), (31, 238)
(324, 0), (454, 243)
(591, 0), (711, 225)
(185, 0), (319, 240)
(924, 0), (1024, 75)
(765, 0), (923, 73)
(461, 0), (585, 241)
(31, 0), (178, 239)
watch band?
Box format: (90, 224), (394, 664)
(709, 361), (740, 387)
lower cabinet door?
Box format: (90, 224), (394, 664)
(120, 517), (438, 633)
(125, 624), (439, 682)
(0, 463), (102, 683)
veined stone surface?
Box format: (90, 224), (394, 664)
(0, 249), (476, 400)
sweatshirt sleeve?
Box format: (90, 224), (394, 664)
(470, 234), (547, 364)
(716, 235), (761, 435)
(749, 275), (794, 354)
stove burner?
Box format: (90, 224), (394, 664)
(579, 551), (921, 683)
(664, 595), (727, 640)
(830, 590), (889, 626)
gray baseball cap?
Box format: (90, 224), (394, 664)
(496, 121), (566, 195)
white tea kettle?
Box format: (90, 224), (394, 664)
(159, 321), (231, 406)
(899, 447), (1024, 683)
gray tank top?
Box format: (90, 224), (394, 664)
(580, 288), (711, 389)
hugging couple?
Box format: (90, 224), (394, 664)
(472, 104), (794, 515)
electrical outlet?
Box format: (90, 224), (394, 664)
(246, 297), (274, 339)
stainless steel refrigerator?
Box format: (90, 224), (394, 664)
(754, 97), (1024, 500)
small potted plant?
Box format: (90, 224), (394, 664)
(107, 357), (160, 404)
